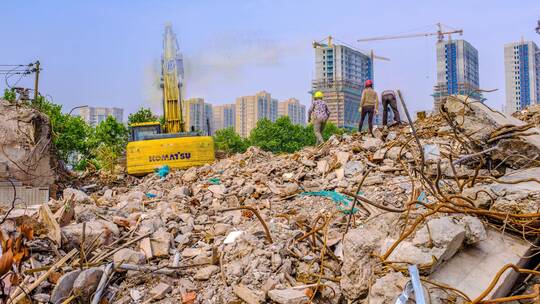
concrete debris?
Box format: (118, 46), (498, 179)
(50, 270), (81, 304)
(368, 271), (408, 304)
(9, 95), (540, 303)
(63, 188), (91, 204)
(149, 282), (172, 300)
(72, 267), (104, 299)
(268, 288), (309, 304)
(113, 248), (145, 270)
(233, 284), (265, 304)
(194, 265), (220, 280)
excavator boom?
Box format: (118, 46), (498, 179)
(162, 24), (184, 133)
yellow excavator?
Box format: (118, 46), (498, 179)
(126, 24), (214, 175)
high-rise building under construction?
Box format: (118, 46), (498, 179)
(504, 40), (540, 114)
(312, 38), (372, 129)
(433, 39), (480, 109)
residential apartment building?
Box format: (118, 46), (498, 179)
(183, 98), (212, 134)
(78, 107), (123, 126)
(204, 103), (213, 135)
(278, 98), (306, 125)
(213, 104), (236, 131)
(504, 41), (540, 114)
(312, 38), (371, 129)
(433, 39), (480, 109)
(235, 91), (278, 137)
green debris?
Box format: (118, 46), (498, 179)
(300, 190), (362, 214)
(208, 177), (221, 185)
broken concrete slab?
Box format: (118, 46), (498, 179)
(72, 267), (103, 299)
(61, 220), (119, 249)
(412, 217), (466, 248)
(63, 188), (91, 204)
(233, 284), (264, 304)
(50, 270), (81, 304)
(444, 95), (540, 168)
(113, 248), (145, 271)
(368, 271), (408, 304)
(430, 227), (531, 300)
(267, 289), (309, 304)
(149, 282), (172, 300)
(460, 216), (487, 245)
(194, 265), (220, 280)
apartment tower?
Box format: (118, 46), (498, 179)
(504, 40), (540, 114)
(78, 107), (123, 126)
(213, 104), (236, 131)
(433, 39), (480, 109)
(278, 98), (306, 126)
(235, 91), (277, 137)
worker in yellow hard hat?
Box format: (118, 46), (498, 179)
(308, 91), (330, 145)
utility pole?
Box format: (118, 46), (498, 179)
(33, 60), (40, 102)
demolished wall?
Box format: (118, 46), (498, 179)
(0, 99), (56, 187)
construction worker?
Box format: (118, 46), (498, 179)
(358, 79), (378, 136)
(308, 91), (330, 145)
(381, 89), (401, 127)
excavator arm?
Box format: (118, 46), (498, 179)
(162, 24), (184, 133)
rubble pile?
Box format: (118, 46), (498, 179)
(2, 95), (540, 303)
(512, 104), (540, 128)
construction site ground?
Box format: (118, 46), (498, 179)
(3, 95), (540, 303)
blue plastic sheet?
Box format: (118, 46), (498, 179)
(208, 178), (221, 185)
(300, 190), (363, 214)
(417, 191), (428, 207)
(145, 193), (157, 198)
(156, 165), (170, 178)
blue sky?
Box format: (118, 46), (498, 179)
(1, 0), (538, 117)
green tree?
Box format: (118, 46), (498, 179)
(128, 107), (158, 125)
(249, 116), (312, 153)
(30, 96), (91, 165)
(3, 89), (16, 101)
(214, 127), (248, 154)
(88, 116), (128, 171)
(90, 116), (128, 151)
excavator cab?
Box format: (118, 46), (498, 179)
(129, 122), (162, 142)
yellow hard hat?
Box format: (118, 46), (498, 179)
(313, 91), (324, 99)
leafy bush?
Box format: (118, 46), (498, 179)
(128, 107), (158, 125)
(29, 96), (127, 171)
(3, 89), (16, 101)
(249, 117), (313, 153)
(31, 96), (91, 164)
(214, 127), (249, 154)
(90, 116), (128, 152)
(247, 116), (345, 154)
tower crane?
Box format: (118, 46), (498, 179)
(357, 23), (463, 43)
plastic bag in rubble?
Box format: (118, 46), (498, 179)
(208, 177), (221, 185)
(156, 165), (170, 178)
(300, 190), (360, 214)
(423, 144), (440, 162)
